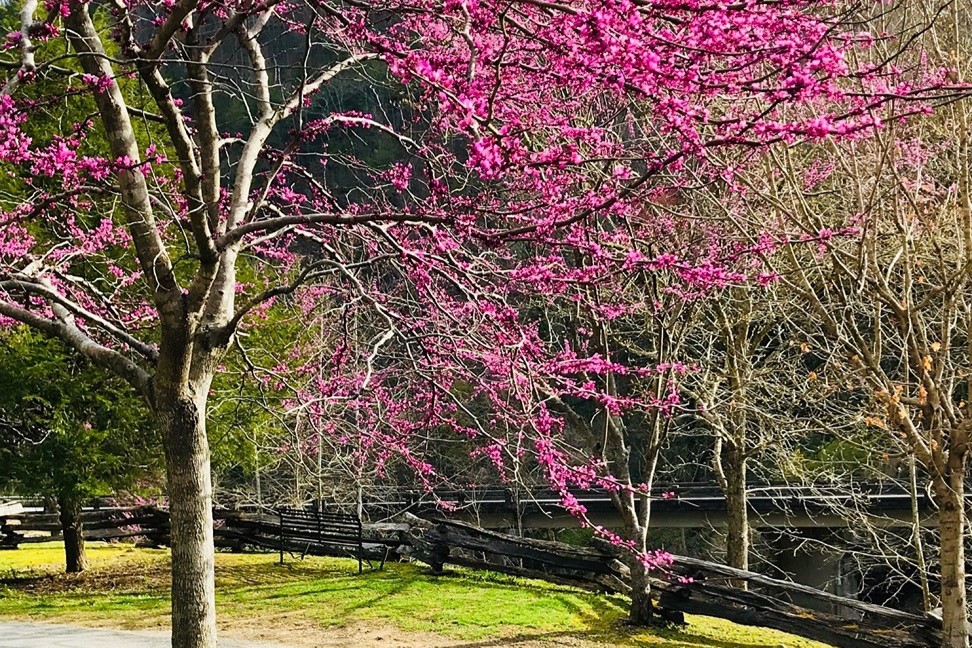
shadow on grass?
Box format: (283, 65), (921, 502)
(336, 578), (415, 616)
(220, 564), (421, 626)
(0, 574), (57, 587)
(227, 561), (638, 639)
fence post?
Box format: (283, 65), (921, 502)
(278, 510), (284, 565)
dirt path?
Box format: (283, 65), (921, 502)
(228, 618), (612, 647)
(0, 620), (614, 648)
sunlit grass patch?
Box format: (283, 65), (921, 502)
(0, 542), (832, 647)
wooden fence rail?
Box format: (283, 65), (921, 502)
(0, 505), (402, 560)
(403, 514), (942, 648)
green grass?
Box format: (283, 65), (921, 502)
(0, 542), (832, 647)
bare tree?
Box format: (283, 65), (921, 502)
(746, 72), (972, 644)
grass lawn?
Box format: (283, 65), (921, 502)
(0, 542), (832, 647)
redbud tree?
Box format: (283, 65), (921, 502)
(0, 0), (944, 645)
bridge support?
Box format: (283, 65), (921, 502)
(769, 530), (861, 619)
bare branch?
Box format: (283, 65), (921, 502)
(0, 299), (151, 399)
(0, 275), (159, 363)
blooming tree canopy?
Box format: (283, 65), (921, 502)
(0, 0), (947, 645)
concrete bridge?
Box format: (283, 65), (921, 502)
(361, 481), (937, 530)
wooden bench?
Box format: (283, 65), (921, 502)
(277, 507), (364, 573)
(0, 502), (24, 549)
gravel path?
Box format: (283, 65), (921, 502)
(0, 622), (288, 648)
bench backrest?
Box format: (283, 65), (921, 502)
(277, 507), (363, 572)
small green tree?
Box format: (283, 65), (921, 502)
(0, 328), (160, 572)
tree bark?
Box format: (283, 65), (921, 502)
(628, 558), (654, 625)
(616, 480), (654, 626)
(936, 468), (969, 648)
(57, 495), (88, 573)
(724, 448), (749, 582)
(158, 395), (217, 648)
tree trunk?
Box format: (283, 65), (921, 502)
(159, 395), (217, 648)
(628, 558), (654, 625)
(57, 495), (88, 573)
(724, 449), (749, 584)
(936, 469), (969, 648)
